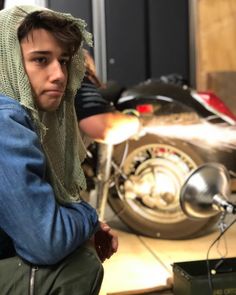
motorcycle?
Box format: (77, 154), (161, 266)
(82, 75), (236, 240)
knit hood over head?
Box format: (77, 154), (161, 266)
(0, 5), (92, 203)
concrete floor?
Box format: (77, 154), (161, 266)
(99, 207), (236, 295)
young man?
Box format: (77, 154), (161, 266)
(0, 5), (117, 295)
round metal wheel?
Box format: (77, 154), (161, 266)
(109, 134), (220, 239)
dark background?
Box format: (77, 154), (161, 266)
(49, 0), (190, 87)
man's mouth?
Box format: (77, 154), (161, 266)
(44, 89), (64, 97)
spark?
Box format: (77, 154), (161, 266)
(143, 120), (236, 150)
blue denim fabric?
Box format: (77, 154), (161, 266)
(0, 94), (99, 265)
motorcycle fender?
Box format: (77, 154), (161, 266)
(116, 95), (198, 120)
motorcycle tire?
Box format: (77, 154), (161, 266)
(108, 134), (220, 240)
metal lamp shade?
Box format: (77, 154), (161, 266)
(180, 163), (231, 219)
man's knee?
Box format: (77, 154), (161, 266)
(49, 246), (104, 295)
(0, 247), (103, 295)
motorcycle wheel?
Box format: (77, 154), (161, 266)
(109, 134), (220, 239)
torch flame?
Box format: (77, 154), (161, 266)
(143, 120), (236, 150)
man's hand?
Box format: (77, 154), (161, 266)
(94, 221), (118, 263)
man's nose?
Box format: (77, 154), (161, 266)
(50, 61), (66, 82)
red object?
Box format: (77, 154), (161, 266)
(136, 104), (154, 114)
(196, 91), (236, 122)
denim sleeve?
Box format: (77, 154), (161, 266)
(0, 99), (99, 265)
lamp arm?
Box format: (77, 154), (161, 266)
(213, 194), (236, 214)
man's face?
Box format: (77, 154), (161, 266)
(20, 29), (69, 112)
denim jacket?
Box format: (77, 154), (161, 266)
(0, 95), (99, 265)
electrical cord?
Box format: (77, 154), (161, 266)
(206, 216), (236, 294)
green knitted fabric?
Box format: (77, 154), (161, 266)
(0, 5), (92, 203)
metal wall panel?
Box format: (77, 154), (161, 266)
(48, 0), (92, 33)
(48, 0), (191, 87)
(104, 0), (147, 86)
(148, 0), (189, 82)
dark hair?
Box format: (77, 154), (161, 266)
(0, 0), (4, 10)
(17, 10), (83, 57)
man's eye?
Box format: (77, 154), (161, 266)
(34, 57), (47, 64)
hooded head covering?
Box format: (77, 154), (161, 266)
(0, 5), (92, 203)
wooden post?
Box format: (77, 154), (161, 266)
(195, 0), (236, 91)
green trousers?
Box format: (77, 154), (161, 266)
(0, 246), (104, 295)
